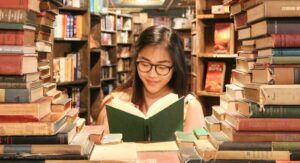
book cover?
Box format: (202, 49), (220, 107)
(214, 23), (233, 54)
(204, 62), (226, 93)
(106, 93), (184, 142)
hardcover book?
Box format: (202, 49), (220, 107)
(106, 93), (184, 142)
(204, 62), (226, 93)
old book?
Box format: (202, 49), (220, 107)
(0, 23), (36, 30)
(236, 57), (255, 73)
(209, 131), (273, 151)
(0, 113), (66, 136)
(233, 12), (247, 29)
(226, 112), (300, 131)
(42, 82), (56, 95)
(36, 41), (52, 52)
(0, 96), (51, 122)
(0, 9), (36, 25)
(0, 122), (76, 144)
(258, 48), (300, 58)
(51, 98), (72, 112)
(174, 131), (197, 148)
(82, 125), (104, 144)
(252, 64), (300, 84)
(231, 69), (252, 87)
(178, 146), (203, 163)
(0, 0), (40, 13)
(251, 19), (300, 38)
(247, 1), (300, 23)
(211, 106), (225, 121)
(256, 34), (300, 50)
(101, 133), (123, 145)
(243, 84), (300, 105)
(37, 12), (55, 28)
(225, 84), (243, 100)
(193, 127), (209, 140)
(204, 62), (226, 93)
(205, 116), (221, 132)
(220, 94), (236, 111)
(237, 101), (300, 118)
(106, 93), (184, 142)
(0, 29), (35, 46)
(194, 139), (217, 161)
(40, 1), (59, 14)
(237, 27), (251, 40)
(221, 121), (300, 142)
(0, 45), (36, 54)
(0, 86), (43, 103)
(0, 73), (39, 83)
(273, 142), (300, 151)
(256, 55), (300, 65)
(0, 80), (42, 89)
(242, 39), (255, 46)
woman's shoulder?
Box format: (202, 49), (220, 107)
(184, 93), (198, 105)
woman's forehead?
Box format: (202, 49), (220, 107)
(138, 45), (171, 61)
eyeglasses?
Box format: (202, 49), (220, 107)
(136, 61), (173, 76)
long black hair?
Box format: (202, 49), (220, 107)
(119, 25), (188, 106)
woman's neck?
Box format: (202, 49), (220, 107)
(141, 86), (173, 113)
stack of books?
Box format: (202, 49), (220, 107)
(194, 0), (300, 162)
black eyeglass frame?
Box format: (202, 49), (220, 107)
(136, 61), (174, 76)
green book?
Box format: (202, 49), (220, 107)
(106, 93), (184, 142)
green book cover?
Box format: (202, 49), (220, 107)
(106, 93), (184, 142)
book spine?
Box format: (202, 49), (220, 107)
(219, 142), (272, 151)
(0, 81), (40, 89)
(272, 142), (300, 151)
(250, 104), (300, 118)
(272, 56), (300, 64)
(0, 89), (31, 103)
(268, 19), (300, 35)
(0, 115), (39, 123)
(273, 34), (300, 48)
(0, 75), (27, 83)
(0, 0), (39, 13)
(0, 54), (23, 75)
(233, 132), (300, 142)
(236, 118), (300, 131)
(272, 48), (300, 56)
(0, 9), (28, 24)
(0, 30), (24, 45)
(0, 134), (68, 144)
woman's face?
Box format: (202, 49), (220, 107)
(136, 45), (174, 95)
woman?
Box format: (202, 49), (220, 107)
(97, 25), (205, 134)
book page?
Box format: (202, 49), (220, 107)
(146, 93), (178, 118)
(109, 98), (145, 118)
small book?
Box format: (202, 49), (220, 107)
(106, 93), (184, 142)
(204, 62), (226, 93)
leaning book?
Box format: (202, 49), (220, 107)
(106, 93), (184, 142)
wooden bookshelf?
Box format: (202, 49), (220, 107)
(53, 0), (90, 122)
(193, 0), (239, 115)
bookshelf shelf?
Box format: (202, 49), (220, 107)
(59, 7), (88, 12)
(101, 78), (116, 82)
(54, 38), (88, 42)
(197, 90), (223, 97)
(90, 12), (101, 17)
(101, 64), (116, 67)
(57, 79), (88, 86)
(117, 29), (132, 32)
(90, 48), (101, 53)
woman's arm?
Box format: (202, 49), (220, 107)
(183, 95), (205, 132)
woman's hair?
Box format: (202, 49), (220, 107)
(118, 25), (188, 105)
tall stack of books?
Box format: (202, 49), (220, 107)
(0, 0), (100, 160)
(195, 0), (300, 162)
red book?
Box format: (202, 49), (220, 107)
(0, 0), (40, 13)
(0, 29), (35, 46)
(204, 62), (226, 93)
(0, 54), (37, 75)
(226, 112), (300, 131)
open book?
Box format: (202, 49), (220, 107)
(106, 93), (184, 142)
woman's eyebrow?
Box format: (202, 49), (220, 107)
(138, 56), (172, 64)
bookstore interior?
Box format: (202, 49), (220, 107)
(0, 0), (300, 162)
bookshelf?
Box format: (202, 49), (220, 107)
(53, 0), (90, 121)
(194, 0), (238, 115)
(116, 14), (133, 86)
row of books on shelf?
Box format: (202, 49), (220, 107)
(53, 52), (81, 83)
(101, 14), (115, 31)
(63, 0), (86, 8)
(54, 14), (83, 39)
(89, 0), (104, 13)
(116, 16), (132, 31)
